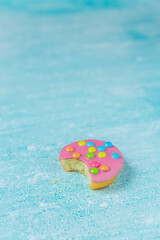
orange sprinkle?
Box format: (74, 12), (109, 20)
(72, 152), (81, 159)
(66, 146), (74, 152)
(100, 164), (109, 172)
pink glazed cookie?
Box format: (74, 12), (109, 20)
(59, 139), (124, 190)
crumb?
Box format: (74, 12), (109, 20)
(51, 178), (62, 184)
(51, 180), (57, 184)
(60, 189), (65, 191)
(50, 191), (56, 196)
(100, 202), (108, 207)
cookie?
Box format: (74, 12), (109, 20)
(59, 139), (124, 190)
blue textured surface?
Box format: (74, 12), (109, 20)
(0, 1), (160, 239)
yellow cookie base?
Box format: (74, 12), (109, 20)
(59, 158), (117, 190)
(89, 176), (117, 190)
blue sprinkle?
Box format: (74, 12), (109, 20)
(111, 153), (120, 159)
(97, 146), (106, 151)
(87, 142), (95, 147)
(104, 141), (112, 147)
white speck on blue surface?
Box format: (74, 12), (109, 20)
(0, 0), (160, 239)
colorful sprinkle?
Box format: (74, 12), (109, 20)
(86, 153), (95, 159)
(72, 152), (81, 159)
(97, 146), (106, 151)
(91, 162), (100, 168)
(66, 146), (74, 152)
(100, 164), (109, 172)
(90, 167), (99, 174)
(104, 142), (112, 147)
(88, 147), (96, 153)
(87, 141), (95, 147)
(111, 153), (120, 159)
(98, 152), (107, 158)
(78, 140), (86, 146)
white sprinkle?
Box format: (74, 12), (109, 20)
(88, 201), (94, 204)
(27, 145), (36, 151)
(3, 153), (8, 157)
(100, 202), (108, 207)
(43, 146), (52, 151)
(145, 217), (154, 225)
(40, 202), (47, 207)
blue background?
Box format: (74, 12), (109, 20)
(0, 1), (160, 239)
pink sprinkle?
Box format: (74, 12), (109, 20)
(91, 162), (100, 168)
(40, 198), (43, 200)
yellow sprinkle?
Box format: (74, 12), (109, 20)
(88, 147), (96, 153)
(98, 152), (107, 158)
(78, 140), (86, 146)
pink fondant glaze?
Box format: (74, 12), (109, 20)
(59, 139), (124, 183)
